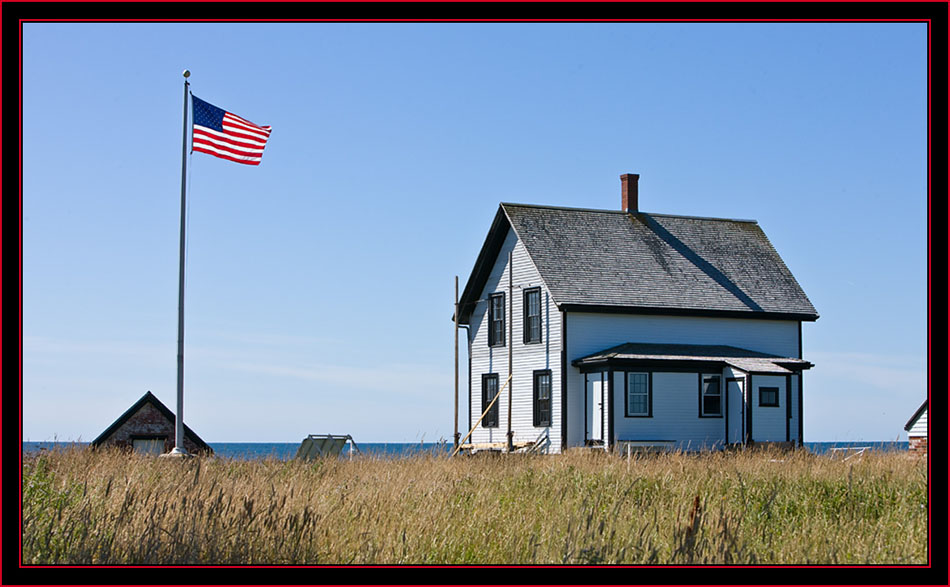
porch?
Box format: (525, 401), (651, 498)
(572, 342), (811, 451)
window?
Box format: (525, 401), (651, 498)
(488, 293), (505, 347)
(132, 436), (165, 456)
(759, 386), (780, 407)
(533, 370), (552, 426)
(700, 375), (722, 417)
(481, 374), (499, 427)
(626, 372), (651, 417)
(523, 287), (542, 344)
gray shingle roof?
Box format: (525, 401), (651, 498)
(458, 203), (817, 322)
(572, 342), (812, 374)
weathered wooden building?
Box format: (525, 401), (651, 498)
(456, 173), (818, 454)
(91, 391), (212, 455)
(904, 400), (928, 455)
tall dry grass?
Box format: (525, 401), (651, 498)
(22, 446), (927, 565)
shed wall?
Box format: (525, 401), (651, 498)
(908, 409), (928, 437)
(96, 403), (207, 455)
(907, 408), (927, 454)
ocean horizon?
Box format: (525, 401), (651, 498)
(22, 440), (909, 460)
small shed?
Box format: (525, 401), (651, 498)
(903, 400), (928, 455)
(90, 391), (212, 455)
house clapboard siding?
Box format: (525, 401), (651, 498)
(566, 313), (800, 359)
(468, 228), (563, 453)
(608, 371), (724, 450)
(750, 375), (787, 443)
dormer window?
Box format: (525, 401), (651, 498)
(489, 293), (505, 347)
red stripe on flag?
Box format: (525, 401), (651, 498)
(193, 144), (262, 165)
(222, 122), (270, 143)
(192, 139), (263, 160)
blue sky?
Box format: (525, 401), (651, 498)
(21, 22), (928, 443)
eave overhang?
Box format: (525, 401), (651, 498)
(572, 342), (814, 375)
(456, 206), (510, 326)
(559, 303), (819, 322)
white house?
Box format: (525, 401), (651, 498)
(455, 174), (819, 454)
(904, 400), (928, 455)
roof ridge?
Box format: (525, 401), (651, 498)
(499, 202), (758, 224)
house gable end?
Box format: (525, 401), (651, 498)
(459, 205), (558, 325)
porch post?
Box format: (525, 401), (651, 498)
(506, 251), (514, 453)
(606, 367), (614, 452)
(583, 372), (588, 444)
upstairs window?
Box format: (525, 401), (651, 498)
(700, 374), (722, 417)
(482, 374), (499, 428)
(533, 369), (552, 427)
(488, 293), (505, 347)
(759, 387), (780, 407)
(523, 287), (542, 344)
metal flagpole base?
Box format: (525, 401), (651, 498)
(160, 446), (193, 458)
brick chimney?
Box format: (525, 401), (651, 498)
(620, 173), (639, 213)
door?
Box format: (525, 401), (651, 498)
(727, 378), (744, 444)
(587, 374), (604, 444)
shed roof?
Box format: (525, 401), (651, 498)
(572, 342), (813, 374)
(458, 203), (818, 324)
(90, 391), (212, 452)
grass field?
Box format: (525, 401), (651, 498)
(21, 446), (928, 565)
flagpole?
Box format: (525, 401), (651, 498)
(167, 69), (192, 457)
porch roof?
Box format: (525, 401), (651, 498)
(572, 342), (812, 374)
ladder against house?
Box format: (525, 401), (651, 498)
(454, 379), (550, 455)
(295, 434), (361, 460)
(453, 374), (537, 455)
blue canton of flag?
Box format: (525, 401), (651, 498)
(192, 95), (271, 165)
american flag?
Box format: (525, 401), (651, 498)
(192, 95), (271, 165)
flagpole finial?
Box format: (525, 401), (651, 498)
(182, 69), (191, 78)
